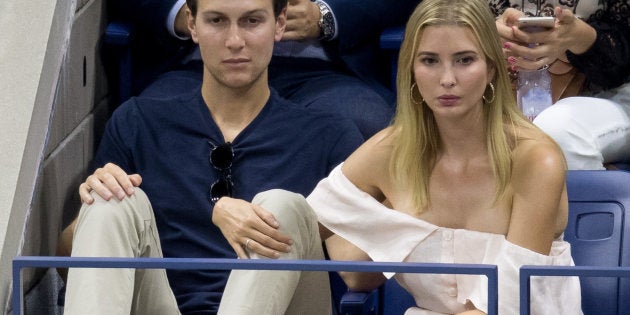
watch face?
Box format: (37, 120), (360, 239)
(321, 12), (334, 39)
(316, 1), (335, 40)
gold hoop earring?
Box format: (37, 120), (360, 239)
(410, 82), (424, 104)
(483, 82), (495, 103)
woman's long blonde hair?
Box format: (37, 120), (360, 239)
(390, 0), (535, 210)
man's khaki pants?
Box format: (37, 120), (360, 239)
(64, 189), (331, 315)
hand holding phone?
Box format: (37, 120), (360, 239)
(517, 16), (555, 32)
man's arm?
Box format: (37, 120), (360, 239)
(282, 0), (419, 45)
(282, 0), (323, 41)
(173, 2), (190, 38)
(55, 219), (77, 281)
(56, 100), (140, 264)
(325, 0), (419, 50)
(110, 0), (186, 42)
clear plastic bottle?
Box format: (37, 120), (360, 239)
(517, 65), (552, 121)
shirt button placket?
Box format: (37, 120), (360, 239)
(442, 230), (458, 297)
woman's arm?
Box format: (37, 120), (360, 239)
(566, 1), (630, 89)
(497, 8), (596, 71)
(497, 5), (630, 89)
(506, 139), (567, 254)
(325, 234), (387, 291)
(316, 129), (394, 290)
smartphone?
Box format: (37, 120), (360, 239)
(517, 16), (555, 32)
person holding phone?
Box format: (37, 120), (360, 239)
(493, 0), (630, 170)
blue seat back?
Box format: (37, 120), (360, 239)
(378, 26), (404, 92)
(565, 170), (630, 314)
(379, 279), (414, 314)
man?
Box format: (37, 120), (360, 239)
(60, 0), (363, 313)
(109, 0), (421, 138)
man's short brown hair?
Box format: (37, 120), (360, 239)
(185, 0), (289, 18)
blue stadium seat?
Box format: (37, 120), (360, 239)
(378, 27), (404, 92)
(539, 170), (630, 314)
(378, 279), (415, 314)
(103, 21), (134, 104)
(338, 279), (414, 315)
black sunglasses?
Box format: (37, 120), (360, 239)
(209, 141), (234, 204)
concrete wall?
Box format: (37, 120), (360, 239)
(0, 0), (110, 312)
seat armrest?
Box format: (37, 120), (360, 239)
(339, 289), (379, 315)
(103, 21), (135, 103)
(104, 21), (133, 46)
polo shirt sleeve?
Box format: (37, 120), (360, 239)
(91, 99), (140, 174)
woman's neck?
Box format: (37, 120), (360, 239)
(435, 113), (487, 160)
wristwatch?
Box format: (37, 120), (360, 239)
(314, 0), (335, 41)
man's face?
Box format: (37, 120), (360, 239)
(188, 0), (286, 90)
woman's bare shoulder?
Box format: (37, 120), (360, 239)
(512, 128), (567, 180)
(341, 127), (396, 199)
(345, 127), (396, 165)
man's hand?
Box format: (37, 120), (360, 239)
(282, 0), (321, 41)
(212, 197), (293, 259)
(175, 3), (191, 37)
(79, 163), (142, 204)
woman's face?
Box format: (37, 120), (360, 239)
(413, 25), (494, 119)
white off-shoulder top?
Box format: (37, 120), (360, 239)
(307, 164), (582, 315)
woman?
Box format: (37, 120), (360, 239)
(307, 0), (582, 313)
(494, 1), (630, 170)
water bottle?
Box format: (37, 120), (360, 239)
(517, 65), (552, 121)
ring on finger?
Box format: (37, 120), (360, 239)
(245, 238), (252, 250)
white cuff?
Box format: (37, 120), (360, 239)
(167, 0), (190, 40)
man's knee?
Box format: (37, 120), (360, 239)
(79, 188), (153, 228)
(252, 189), (318, 235)
(252, 189), (323, 260)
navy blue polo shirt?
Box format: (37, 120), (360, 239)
(93, 86), (363, 314)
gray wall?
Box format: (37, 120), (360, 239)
(0, 0), (111, 312)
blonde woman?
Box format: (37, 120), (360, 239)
(308, 0), (582, 313)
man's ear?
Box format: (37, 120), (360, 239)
(186, 7), (199, 43)
(274, 7), (287, 42)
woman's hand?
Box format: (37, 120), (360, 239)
(500, 7), (596, 71)
(212, 197), (293, 259)
(495, 8), (524, 43)
(455, 300), (485, 314)
(79, 163), (142, 204)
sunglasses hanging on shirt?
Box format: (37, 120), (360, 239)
(208, 141), (234, 204)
